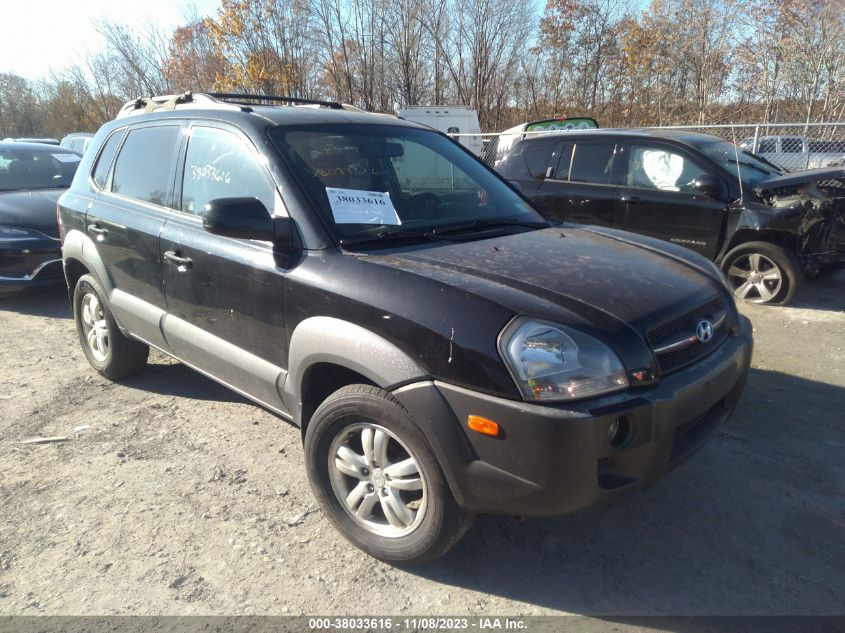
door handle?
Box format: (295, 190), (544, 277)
(163, 251), (193, 270)
(568, 199), (590, 206)
(622, 196), (646, 205)
(87, 224), (108, 236)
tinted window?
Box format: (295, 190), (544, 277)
(569, 142), (617, 184)
(0, 146), (80, 191)
(522, 143), (555, 179)
(92, 131), (123, 189)
(627, 145), (708, 191)
(111, 126), (180, 206)
(781, 137), (803, 154)
(552, 144), (574, 179)
(757, 139), (776, 153)
(181, 127), (276, 216)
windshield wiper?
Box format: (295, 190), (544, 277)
(339, 228), (445, 248)
(431, 218), (549, 236)
(339, 218), (549, 248)
(742, 150), (787, 173)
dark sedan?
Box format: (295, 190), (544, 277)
(0, 142), (80, 292)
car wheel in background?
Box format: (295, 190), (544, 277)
(722, 241), (802, 305)
(73, 274), (149, 379)
(304, 384), (474, 564)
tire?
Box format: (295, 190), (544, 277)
(304, 384), (474, 564)
(721, 241), (803, 305)
(73, 274), (149, 379)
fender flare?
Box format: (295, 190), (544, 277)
(283, 316), (427, 423)
(61, 228), (115, 298)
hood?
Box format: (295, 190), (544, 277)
(0, 189), (63, 238)
(756, 166), (845, 193)
(370, 226), (725, 334)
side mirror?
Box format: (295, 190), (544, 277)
(203, 198), (292, 243)
(691, 175), (721, 197)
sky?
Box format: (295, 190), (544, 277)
(0, 0), (221, 81)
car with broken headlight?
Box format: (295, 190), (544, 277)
(495, 129), (845, 304)
(58, 93), (752, 564)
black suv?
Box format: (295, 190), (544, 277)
(59, 94), (752, 564)
(495, 129), (845, 305)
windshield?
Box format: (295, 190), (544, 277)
(271, 124), (546, 245)
(0, 147), (80, 191)
(698, 140), (783, 187)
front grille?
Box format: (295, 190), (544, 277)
(675, 412), (705, 438)
(647, 298), (730, 375)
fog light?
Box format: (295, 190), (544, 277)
(607, 416), (630, 448)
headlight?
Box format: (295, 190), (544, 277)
(499, 318), (629, 401)
(0, 226), (40, 241)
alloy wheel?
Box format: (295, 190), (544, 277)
(80, 292), (109, 362)
(327, 422), (427, 538)
(727, 253), (783, 303)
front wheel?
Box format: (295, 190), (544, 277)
(721, 241), (803, 305)
(304, 384), (474, 564)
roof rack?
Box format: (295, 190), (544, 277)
(116, 91), (350, 119)
(207, 93), (344, 110)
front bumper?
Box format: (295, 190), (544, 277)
(0, 236), (63, 287)
(393, 316), (753, 516)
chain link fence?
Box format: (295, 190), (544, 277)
(453, 122), (845, 173)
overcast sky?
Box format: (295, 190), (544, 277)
(0, 0), (221, 81)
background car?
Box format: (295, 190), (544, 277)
(2, 137), (60, 145)
(495, 129), (845, 305)
(0, 141), (81, 293)
(60, 132), (95, 155)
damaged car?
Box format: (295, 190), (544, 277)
(495, 129), (845, 304)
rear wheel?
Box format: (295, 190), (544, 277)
(721, 241), (802, 305)
(73, 274), (149, 379)
(304, 384), (474, 564)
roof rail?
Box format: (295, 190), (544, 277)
(115, 91), (363, 120)
(116, 92), (251, 119)
(207, 93), (344, 109)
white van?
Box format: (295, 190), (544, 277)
(398, 106), (482, 156)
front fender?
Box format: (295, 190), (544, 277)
(283, 316), (428, 422)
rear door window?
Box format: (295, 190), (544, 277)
(569, 142), (617, 184)
(111, 125), (181, 206)
(180, 126), (276, 216)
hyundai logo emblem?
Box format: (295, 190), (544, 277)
(696, 320), (714, 343)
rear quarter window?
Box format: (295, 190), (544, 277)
(91, 130), (124, 189)
(522, 143), (556, 179)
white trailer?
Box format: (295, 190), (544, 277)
(398, 106), (483, 156)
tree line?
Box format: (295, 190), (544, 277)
(1, 0), (843, 138)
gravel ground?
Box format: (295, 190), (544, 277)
(0, 272), (843, 617)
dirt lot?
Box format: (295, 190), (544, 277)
(0, 273), (843, 617)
